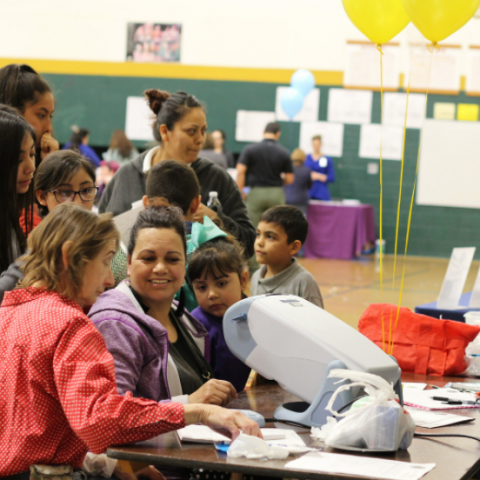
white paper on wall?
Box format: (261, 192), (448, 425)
(125, 96), (154, 141)
(327, 88), (372, 125)
(235, 110), (276, 142)
(344, 42), (400, 90)
(466, 47), (480, 94)
(359, 124), (404, 161)
(383, 92), (426, 129)
(275, 87), (320, 122)
(469, 266), (480, 308)
(437, 247), (476, 310)
(299, 121), (344, 157)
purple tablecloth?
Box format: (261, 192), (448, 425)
(304, 202), (376, 260)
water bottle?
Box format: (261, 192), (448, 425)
(207, 191), (222, 212)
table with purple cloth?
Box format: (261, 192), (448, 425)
(304, 201), (376, 260)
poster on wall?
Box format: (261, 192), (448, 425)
(126, 23), (182, 63)
(125, 97), (154, 141)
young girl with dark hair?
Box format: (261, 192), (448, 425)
(188, 236), (252, 392)
(0, 105), (36, 278)
(0, 150), (98, 303)
(99, 88), (255, 258)
(0, 64), (59, 164)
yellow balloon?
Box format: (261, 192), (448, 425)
(401, 0), (480, 43)
(342, 0), (410, 45)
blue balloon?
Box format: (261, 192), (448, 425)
(280, 87), (304, 120)
(291, 69), (315, 97)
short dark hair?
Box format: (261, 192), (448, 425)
(260, 205), (308, 245)
(146, 160), (200, 214)
(188, 236), (244, 283)
(145, 89), (205, 144)
(264, 122), (280, 134)
(35, 150), (96, 217)
(0, 64), (51, 112)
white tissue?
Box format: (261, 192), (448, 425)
(311, 417), (337, 441)
(227, 433), (290, 460)
(82, 453), (117, 477)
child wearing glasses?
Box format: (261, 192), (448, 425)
(0, 150), (98, 302)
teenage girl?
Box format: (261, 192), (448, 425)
(188, 236), (252, 392)
(0, 64), (59, 165)
(0, 105), (36, 294)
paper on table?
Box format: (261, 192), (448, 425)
(235, 110), (276, 142)
(405, 407), (474, 428)
(286, 452), (435, 480)
(177, 425), (231, 444)
(437, 247), (476, 309)
(402, 383), (427, 391)
(264, 429), (306, 448)
(403, 388), (478, 410)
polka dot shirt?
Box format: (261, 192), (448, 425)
(0, 288), (185, 476)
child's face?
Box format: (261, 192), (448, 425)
(192, 270), (248, 318)
(255, 221), (296, 268)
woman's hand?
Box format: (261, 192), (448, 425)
(192, 203), (218, 223)
(188, 379), (237, 406)
(311, 171), (327, 182)
(184, 403), (262, 440)
(40, 132), (59, 160)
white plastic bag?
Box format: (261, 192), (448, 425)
(317, 369), (415, 452)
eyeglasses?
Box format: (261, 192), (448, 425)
(50, 186), (99, 203)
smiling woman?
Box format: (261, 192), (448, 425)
(99, 88), (255, 258)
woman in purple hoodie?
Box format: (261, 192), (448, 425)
(89, 207), (237, 407)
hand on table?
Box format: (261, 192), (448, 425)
(40, 133), (59, 160)
(114, 464), (166, 480)
(189, 379), (237, 406)
(184, 403), (262, 441)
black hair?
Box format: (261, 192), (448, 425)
(146, 160), (200, 214)
(260, 205), (309, 245)
(69, 127), (89, 151)
(34, 150), (96, 217)
(264, 122), (280, 135)
(0, 104), (36, 272)
(188, 236), (245, 284)
(145, 89), (205, 143)
(0, 64), (51, 112)
(128, 206), (187, 315)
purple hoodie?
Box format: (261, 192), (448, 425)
(191, 306), (251, 392)
(89, 282), (209, 403)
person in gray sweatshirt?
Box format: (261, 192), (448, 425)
(99, 88), (255, 258)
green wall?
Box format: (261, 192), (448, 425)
(43, 73), (480, 259)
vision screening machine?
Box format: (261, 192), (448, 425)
(223, 294), (403, 428)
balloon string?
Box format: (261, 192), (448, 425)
(378, 43), (385, 352)
(427, 42), (440, 53)
(390, 45), (436, 354)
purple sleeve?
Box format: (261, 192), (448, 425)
(94, 318), (146, 396)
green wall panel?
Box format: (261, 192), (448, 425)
(42, 73), (480, 259)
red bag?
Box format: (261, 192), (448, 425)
(358, 303), (480, 376)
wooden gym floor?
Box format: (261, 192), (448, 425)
(297, 255), (480, 329)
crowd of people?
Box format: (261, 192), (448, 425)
(0, 62), (330, 478)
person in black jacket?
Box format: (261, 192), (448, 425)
(99, 89), (255, 258)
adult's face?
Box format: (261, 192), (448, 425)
(17, 133), (36, 194)
(127, 227), (186, 308)
(312, 139), (322, 154)
(160, 107), (207, 164)
(73, 241), (116, 307)
(23, 91), (54, 147)
(212, 130), (224, 150)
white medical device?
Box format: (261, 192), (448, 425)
(223, 294), (402, 428)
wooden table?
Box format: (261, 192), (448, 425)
(108, 374), (480, 480)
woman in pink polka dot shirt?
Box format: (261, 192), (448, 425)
(0, 203), (260, 478)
